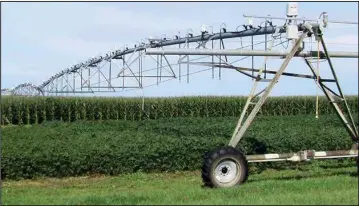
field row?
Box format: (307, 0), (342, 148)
(1, 95), (358, 125)
(2, 114), (357, 180)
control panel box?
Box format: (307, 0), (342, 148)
(286, 2), (298, 17)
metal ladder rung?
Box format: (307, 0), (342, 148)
(257, 78), (273, 82)
(305, 57), (328, 61)
(306, 58), (327, 62)
(320, 79), (336, 82)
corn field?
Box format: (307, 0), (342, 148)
(1, 95), (358, 125)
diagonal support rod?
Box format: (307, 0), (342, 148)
(230, 28), (280, 143)
(228, 31), (309, 147)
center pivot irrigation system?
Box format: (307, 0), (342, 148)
(3, 3), (358, 188)
(148, 3), (359, 188)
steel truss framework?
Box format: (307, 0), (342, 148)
(0, 24), (304, 96)
(40, 25), (289, 95)
(4, 20), (357, 97)
(4, 24), (357, 97)
(8, 83), (44, 96)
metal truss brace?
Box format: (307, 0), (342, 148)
(229, 27), (280, 145)
(304, 58), (358, 141)
(228, 30), (309, 147)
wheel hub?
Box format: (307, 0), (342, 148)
(221, 166), (229, 174)
(214, 160), (239, 184)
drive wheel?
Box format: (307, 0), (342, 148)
(201, 146), (248, 188)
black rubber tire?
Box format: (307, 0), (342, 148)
(201, 146), (248, 188)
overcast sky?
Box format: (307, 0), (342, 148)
(2, 2), (358, 97)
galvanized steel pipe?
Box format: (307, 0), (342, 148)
(145, 48), (358, 58)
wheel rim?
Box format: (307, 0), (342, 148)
(214, 159), (240, 184)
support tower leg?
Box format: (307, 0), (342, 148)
(201, 30), (309, 188)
